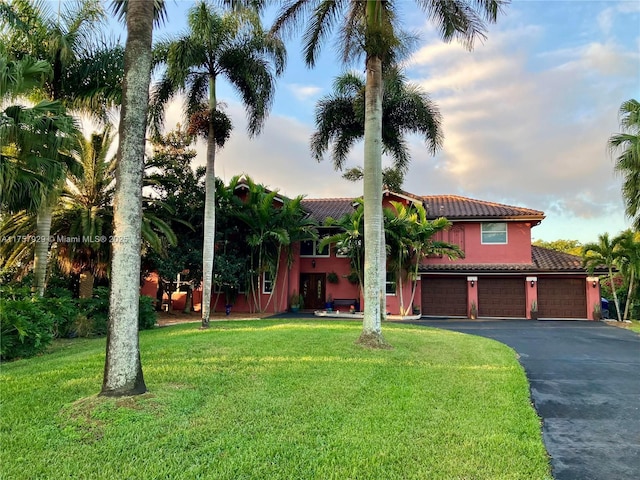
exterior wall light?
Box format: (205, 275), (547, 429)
(592, 280), (597, 288)
(311, 259), (316, 268)
(530, 280), (535, 288)
(470, 280), (475, 287)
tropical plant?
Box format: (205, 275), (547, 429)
(311, 67), (442, 184)
(271, 0), (506, 346)
(143, 126), (205, 311)
(612, 229), (640, 322)
(150, 2), (286, 327)
(386, 201), (462, 315)
(1, 128), (177, 294)
(608, 99), (640, 230)
(583, 233), (623, 322)
(320, 199), (366, 291)
(1, 0), (125, 295)
(0, 0), (124, 120)
(0, 99), (81, 296)
(231, 176), (317, 313)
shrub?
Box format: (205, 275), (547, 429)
(138, 294), (157, 330)
(78, 287), (109, 336)
(0, 296), (55, 361)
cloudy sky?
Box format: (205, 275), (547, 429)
(147, 0), (639, 244)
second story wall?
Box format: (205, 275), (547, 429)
(425, 221), (534, 265)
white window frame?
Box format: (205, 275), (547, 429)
(481, 222), (508, 244)
(300, 239), (330, 257)
(385, 273), (396, 295)
(262, 271), (273, 294)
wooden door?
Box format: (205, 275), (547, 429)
(300, 273), (326, 310)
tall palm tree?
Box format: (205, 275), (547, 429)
(100, 0), (156, 397)
(583, 233), (623, 322)
(609, 99), (640, 230)
(272, 0), (506, 346)
(150, 2), (286, 327)
(311, 67), (442, 179)
(1, 0), (124, 295)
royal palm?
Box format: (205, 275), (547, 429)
(271, 0), (506, 345)
(150, 2), (285, 327)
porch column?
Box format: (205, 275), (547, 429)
(467, 276), (478, 318)
(526, 276), (538, 319)
(586, 277), (601, 320)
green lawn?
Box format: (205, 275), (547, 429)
(0, 320), (551, 479)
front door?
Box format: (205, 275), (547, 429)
(300, 273), (326, 310)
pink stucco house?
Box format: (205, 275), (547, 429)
(150, 186), (602, 320)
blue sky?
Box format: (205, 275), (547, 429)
(114, 0), (639, 243)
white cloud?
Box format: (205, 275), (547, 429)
(401, 17), (636, 242)
(286, 83), (323, 102)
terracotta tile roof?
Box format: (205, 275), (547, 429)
(301, 198), (357, 223)
(302, 193), (545, 223)
(419, 246), (590, 274)
(422, 195), (545, 220)
(531, 246), (585, 271)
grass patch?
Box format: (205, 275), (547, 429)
(1, 320), (551, 479)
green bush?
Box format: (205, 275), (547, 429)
(138, 294), (157, 330)
(0, 284), (156, 360)
(0, 297), (55, 361)
(78, 287), (109, 336)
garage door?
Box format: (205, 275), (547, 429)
(478, 277), (525, 318)
(537, 278), (586, 318)
(422, 277), (467, 316)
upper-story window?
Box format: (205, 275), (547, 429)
(300, 239), (329, 257)
(481, 222), (507, 244)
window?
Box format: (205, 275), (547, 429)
(262, 271), (273, 294)
(385, 273), (396, 295)
(300, 239), (329, 257)
(481, 222), (507, 244)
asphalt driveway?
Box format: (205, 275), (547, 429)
(405, 319), (640, 480)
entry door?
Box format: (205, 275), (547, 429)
(300, 273), (326, 310)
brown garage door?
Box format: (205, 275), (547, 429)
(478, 277), (525, 318)
(537, 278), (586, 318)
(422, 277), (467, 316)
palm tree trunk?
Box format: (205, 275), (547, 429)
(609, 267), (623, 322)
(623, 271), (634, 321)
(101, 0), (153, 397)
(359, 52), (385, 346)
(32, 205), (53, 297)
(201, 78), (217, 328)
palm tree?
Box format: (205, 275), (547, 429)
(311, 67), (442, 180)
(583, 233), (623, 322)
(1, 0), (124, 295)
(609, 99), (640, 230)
(150, 2), (286, 327)
(100, 0), (156, 397)
(0, 99), (81, 295)
(231, 176), (318, 312)
(320, 199), (366, 290)
(272, 0), (505, 346)
(0, 0), (123, 121)
(612, 229), (640, 322)
(385, 201), (462, 315)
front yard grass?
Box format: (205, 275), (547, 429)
(0, 320), (551, 479)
